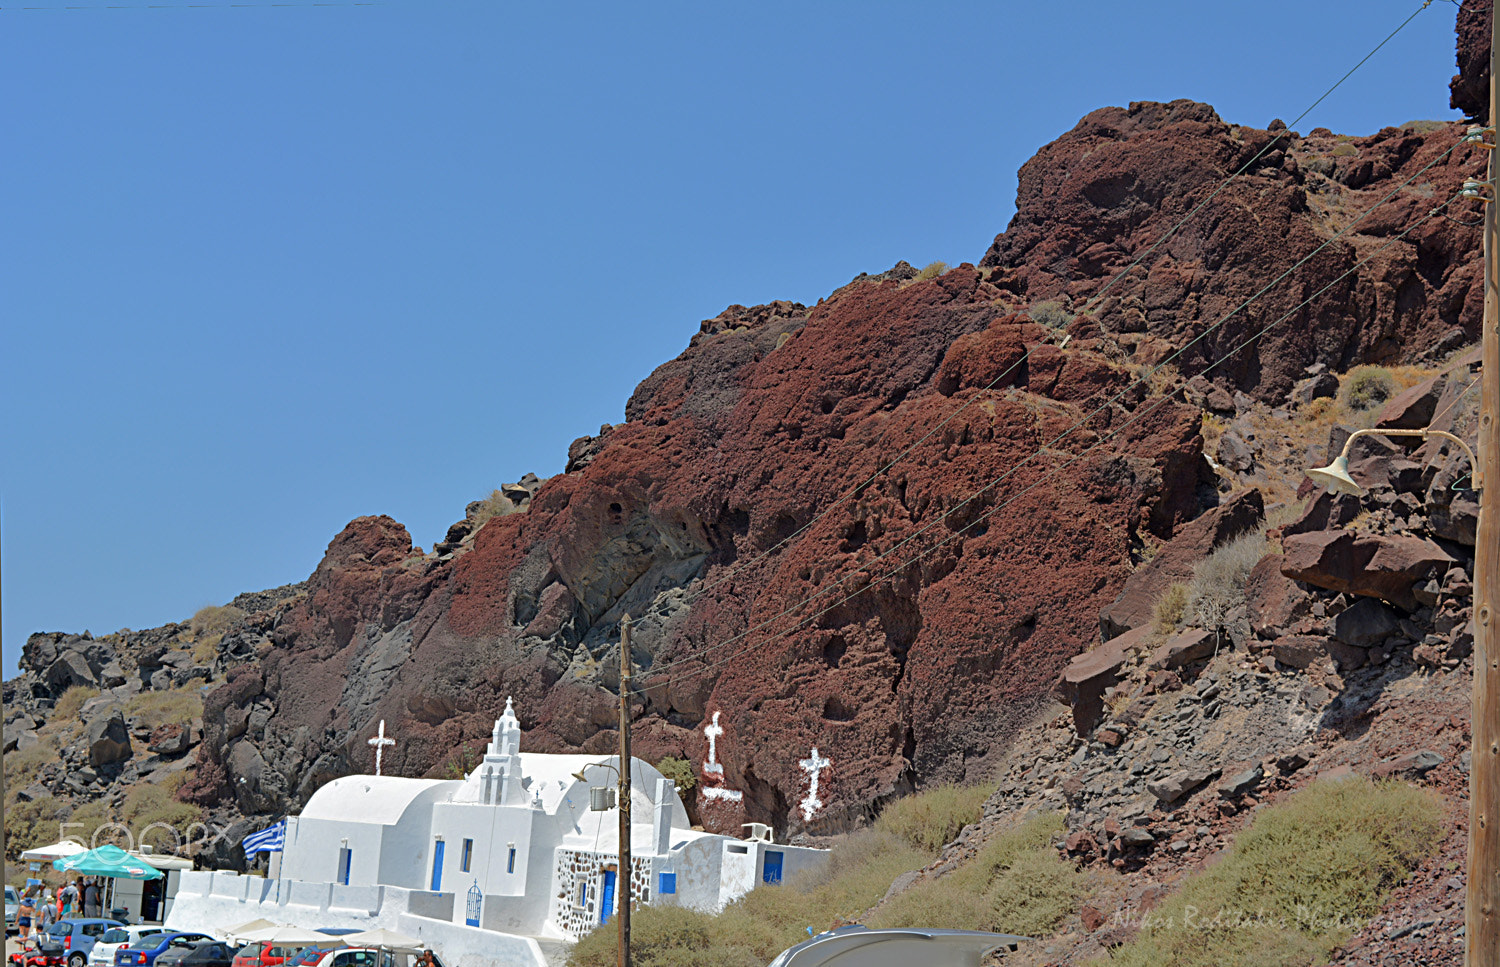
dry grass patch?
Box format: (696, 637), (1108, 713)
(1186, 529), (1269, 630)
(126, 687), (203, 730)
(915, 261), (949, 281)
(1099, 776), (1442, 967)
(869, 812), (1080, 937)
(1152, 582), (1190, 636)
(53, 684), (99, 722)
(568, 829), (931, 967)
(875, 783), (990, 852)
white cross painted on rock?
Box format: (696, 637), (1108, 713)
(799, 747), (830, 822)
(702, 711), (725, 775)
(368, 719), (396, 776)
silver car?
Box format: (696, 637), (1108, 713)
(766, 926), (1028, 967)
(5, 886), (18, 934)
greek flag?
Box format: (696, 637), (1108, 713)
(242, 819), (286, 858)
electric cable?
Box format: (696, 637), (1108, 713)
(634, 147), (1474, 692)
(647, 185), (1469, 692)
(665, 0), (1447, 611)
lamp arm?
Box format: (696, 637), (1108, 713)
(1337, 428), (1482, 490)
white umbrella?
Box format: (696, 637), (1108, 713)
(239, 927), (330, 946)
(225, 919), (283, 942)
(19, 840), (87, 862)
(340, 928), (425, 950)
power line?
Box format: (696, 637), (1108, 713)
(649, 185), (1470, 692)
(637, 140), (1474, 691)
(667, 0), (1448, 613)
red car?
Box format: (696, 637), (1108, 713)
(229, 944), (301, 967)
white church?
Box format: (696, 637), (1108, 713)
(167, 700), (827, 967)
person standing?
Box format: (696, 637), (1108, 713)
(39, 889), (55, 931)
(17, 890), (36, 940)
(83, 880), (100, 918)
(60, 880), (77, 919)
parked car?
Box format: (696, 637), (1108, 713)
(307, 950), (384, 967)
(90, 928), (169, 967)
(115, 934), (215, 967)
(41, 919), (126, 967)
(6, 886), (20, 934)
(228, 943), (303, 967)
(765, 926), (1028, 967)
(154, 943), (235, 967)
(277, 946), (336, 967)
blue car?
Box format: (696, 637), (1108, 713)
(41, 919), (125, 967)
(115, 934), (215, 967)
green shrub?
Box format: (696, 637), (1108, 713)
(916, 261), (949, 281)
(1152, 582), (1190, 635)
(54, 685), (100, 722)
(4, 742), (57, 788)
(190, 604), (245, 637)
(1028, 300), (1074, 330)
(875, 783), (989, 852)
(4, 794), (70, 855)
(870, 812), (1079, 936)
(567, 829), (931, 966)
(570, 904), (765, 967)
(1100, 777), (1442, 967)
(1331, 142), (1360, 158)
(122, 783), (201, 834)
(126, 687), (203, 730)
(1341, 365), (1397, 411)
(656, 756), (696, 798)
(1187, 530), (1269, 630)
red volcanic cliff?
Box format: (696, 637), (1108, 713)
(184, 55), (1488, 833)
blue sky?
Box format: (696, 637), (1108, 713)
(0, 1), (1468, 676)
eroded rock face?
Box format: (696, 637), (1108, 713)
(980, 101), (1483, 403)
(191, 92), (1483, 834)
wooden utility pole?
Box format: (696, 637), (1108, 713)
(1470, 4), (1500, 963)
(617, 615), (633, 967)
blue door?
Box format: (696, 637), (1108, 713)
(599, 871), (616, 924)
(763, 851), (783, 885)
(430, 840), (445, 892)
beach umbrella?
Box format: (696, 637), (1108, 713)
(54, 845), (162, 879)
(340, 928), (424, 950)
(238, 927), (329, 946)
(225, 919), (283, 942)
(20, 840), (87, 863)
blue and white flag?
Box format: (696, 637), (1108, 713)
(242, 819), (286, 858)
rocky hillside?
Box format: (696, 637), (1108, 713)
(5, 1), (1491, 891)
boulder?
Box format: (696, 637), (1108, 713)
(1333, 598), (1399, 647)
(1148, 628), (1218, 670)
(1371, 750), (1444, 781)
(1280, 531), (1456, 610)
(1290, 372), (1339, 406)
(1147, 765), (1221, 805)
(1101, 489), (1264, 637)
(1271, 636), (1329, 670)
(1280, 491), (1361, 537)
(1055, 626), (1149, 736)
(1245, 554), (1310, 637)
(1216, 430), (1255, 472)
(1375, 376), (1443, 430)
(86, 708), (133, 767)
(147, 723), (194, 757)
(1218, 764), (1264, 799)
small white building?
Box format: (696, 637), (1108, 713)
(168, 700), (825, 967)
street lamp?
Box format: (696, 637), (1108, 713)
(572, 763), (620, 812)
(1306, 427), (1481, 497)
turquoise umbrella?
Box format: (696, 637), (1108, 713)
(53, 845), (163, 880)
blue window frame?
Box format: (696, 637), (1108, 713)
(460, 839), (473, 874)
(337, 847), (352, 886)
(430, 840), (445, 892)
(658, 872), (676, 895)
(507, 846), (516, 874)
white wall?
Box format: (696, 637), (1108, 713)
(166, 873), (551, 967)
